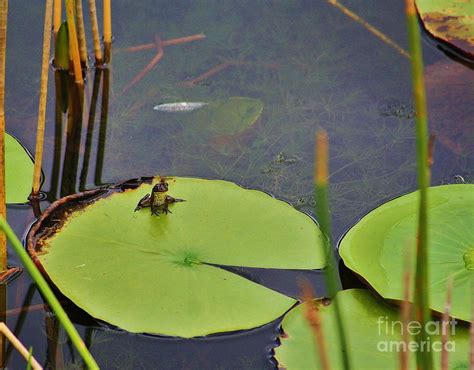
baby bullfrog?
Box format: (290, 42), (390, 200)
(134, 178), (185, 216)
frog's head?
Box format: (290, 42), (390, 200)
(153, 180), (168, 193)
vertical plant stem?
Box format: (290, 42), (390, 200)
(400, 256), (412, 370)
(103, 0), (111, 63)
(0, 217), (99, 369)
(314, 130), (350, 370)
(80, 69), (102, 190)
(32, 0), (53, 196)
(300, 281), (331, 370)
(74, 0), (88, 67)
(53, 0), (61, 39)
(405, 0), (432, 369)
(0, 0), (7, 271)
(87, 0), (102, 64)
(65, 0), (83, 85)
(94, 68), (109, 185)
(441, 276), (453, 370)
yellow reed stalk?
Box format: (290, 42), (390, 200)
(53, 0), (61, 38)
(103, 0), (111, 63)
(65, 0), (83, 85)
(31, 0), (53, 196)
(326, 0), (410, 59)
(0, 322), (42, 370)
(74, 0), (88, 66)
(0, 0), (7, 272)
(87, 0), (102, 64)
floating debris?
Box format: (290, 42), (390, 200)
(153, 102), (208, 112)
(261, 152), (301, 174)
(378, 99), (415, 119)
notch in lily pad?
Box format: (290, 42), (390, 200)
(27, 176), (326, 338)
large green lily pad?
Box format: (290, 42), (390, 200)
(275, 289), (470, 369)
(28, 177), (325, 337)
(340, 185), (474, 322)
(416, 0), (474, 60)
(6, 133), (34, 204)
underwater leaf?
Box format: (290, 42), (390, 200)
(184, 96), (263, 137)
(275, 289), (470, 369)
(339, 184), (474, 321)
(416, 0), (474, 60)
(28, 177), (325, 337)
(181, 97), (263, 155)
(6, 133), (34, 204)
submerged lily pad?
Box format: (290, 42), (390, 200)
(416, 0), (474, 60)
(6, 133), (34, 204)
(28, 177), (325, 338)
(184, 97), (263, 137)
(275, 289), (470, 369)
(340, 185), (474, 321)
(182, 97), (263, 155)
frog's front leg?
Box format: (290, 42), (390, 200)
(134, 194), (151, 212)
(151, 202), (162, 216)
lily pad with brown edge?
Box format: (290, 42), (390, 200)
(27, 176), (326, 338)
(339, 184), (474, 322)
(275, 289), (470, 370)
(415, 0), (474, 60)
(6, 133), (34, 204)
(182, 97), (263, 155)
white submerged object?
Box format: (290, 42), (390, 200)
(153, 102), (208, 112)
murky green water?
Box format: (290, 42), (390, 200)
(5, 0), (472, 368)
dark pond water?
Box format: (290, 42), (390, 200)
(5, 0), (473, 369)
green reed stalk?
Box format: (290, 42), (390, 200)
(0, 217), (99, 369)
(314, 130), (350, 370)
(405, 0), (432, 369)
